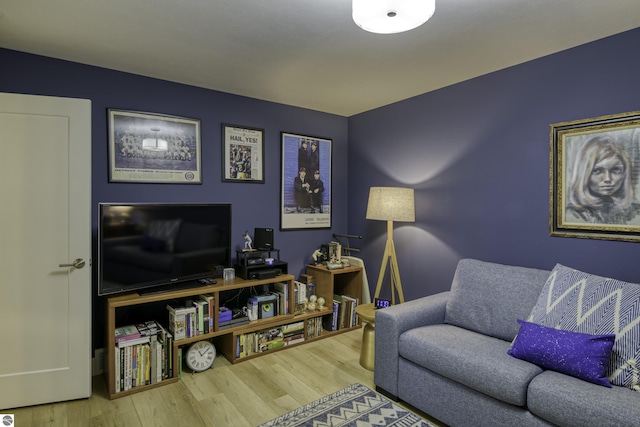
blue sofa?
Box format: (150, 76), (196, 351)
(374, 258), (640, 427)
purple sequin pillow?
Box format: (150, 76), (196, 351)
(508, 319), (615, 387)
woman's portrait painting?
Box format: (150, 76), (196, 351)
(551, 111), (640, 241)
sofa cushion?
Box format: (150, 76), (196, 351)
(508, 319), (615, 387)
(528, 370), (640, 427)
(398, 324), (542, 406)
(444, 258), (550, 341)
(528, 264), (640, 391)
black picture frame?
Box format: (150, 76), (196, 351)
(222, 123), (265, 183)
(108, 109), (201, 184)
(280, 132), (332, 230)
(550, 110), (640, 241)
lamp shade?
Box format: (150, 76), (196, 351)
(366, 187), (415, 222)
(352, 0), (435, 34)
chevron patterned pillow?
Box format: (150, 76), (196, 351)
(527, 264), (640, 392)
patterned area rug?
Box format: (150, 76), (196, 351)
(258, 383), (435, 427)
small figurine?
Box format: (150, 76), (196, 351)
(243, 230), (253, 250)
(316, 297), (325, 309)
(312, 249), (325, 264)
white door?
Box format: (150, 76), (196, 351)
(0, 92), (92, 409)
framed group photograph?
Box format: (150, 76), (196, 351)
(550, 110), (640, 241)
(222, 124), (265, 183)
(108, 109), (201, 184)
(280, 132), (332, 230)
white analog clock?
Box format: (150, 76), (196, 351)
(185, 340), (216, 372)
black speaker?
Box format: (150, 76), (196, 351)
(254, 227), (274, 250)
(250, 269), (277, 280)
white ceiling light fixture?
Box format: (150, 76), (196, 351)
(352, 0), (436, 34)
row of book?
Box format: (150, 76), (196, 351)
(236, 321), (305, 358)
(114, 320), (174, 393)
(323, 294), (359, 331)
(166, 294), (215, 340)
(306, 316), (323, 339)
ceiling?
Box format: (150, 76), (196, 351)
(1, 0), (640, 117)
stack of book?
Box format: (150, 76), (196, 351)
(282, 321), (305, 345)
(166, 294), (215, 340)
(306, 316), (323, 339)
(323, 294), (359, 332)
(114, 320), (173, 393)
(236, 321), (305, 359)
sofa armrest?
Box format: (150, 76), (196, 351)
(374, 291), (449, 397)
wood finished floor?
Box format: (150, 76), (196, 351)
(8, 329), (444, 426)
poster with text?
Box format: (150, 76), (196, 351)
(108, 109), (201, 184)
(222, 124), (264, 183)
(280, 132), (332, 230)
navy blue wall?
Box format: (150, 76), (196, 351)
(348, 27), (640, 302)
(4, 26), (640, 347)
(0, 48), (348, 348)
(0, 48), (348, 271)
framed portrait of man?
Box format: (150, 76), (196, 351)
(280, 132), (332, 230)
(550, 110), (640, 241)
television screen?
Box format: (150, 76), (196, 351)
(98, 203), (232, 296)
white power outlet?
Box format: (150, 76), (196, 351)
(92, 348), (105, 376)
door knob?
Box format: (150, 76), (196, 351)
(59, 258), (86, 269)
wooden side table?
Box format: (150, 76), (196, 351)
(355, 303), (376, 371)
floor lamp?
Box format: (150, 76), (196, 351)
(366, 187), (415, 304)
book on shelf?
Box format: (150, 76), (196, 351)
(281, 321), (304, 337)
(199, 294), (215, 333)
(283, 333), (304, 345)
(114, 324), (140, 343)
(134, 319), (171, 384)
(334, 294), (345, 329)
(322, 299), (340, 332)
(136, 320), (163, 337)
(114, 319), (174, 393)
(273, 282), (289, 314)
(282, 321), (304, 346)
(294, 281), (306, 303)
(321, 294), (359, 332)
(341, 294), (359, 328)
(167, 296), (217, 338)
(167, 303), (197, 340)
(115, 346), (121, 393)
(116, 335), (150, 348)
(307, 316), (323, 339)
(237, 320), (309, 358)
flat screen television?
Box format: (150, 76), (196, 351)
(98, 203), (232, 296)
